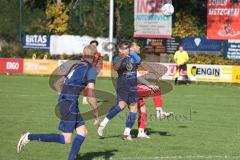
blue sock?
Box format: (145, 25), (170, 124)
(28, 134), (65, 144)
(106, 105), (122, 120)
(68, 134), (85, 160)
(126, 112), (137, 128)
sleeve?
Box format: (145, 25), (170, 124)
(112, 55), (120, 65)
(130, 51), (141, 64)
(173, 52), (177, 62)
(87, 67), (97, 84)
(185, 52), (189, 62)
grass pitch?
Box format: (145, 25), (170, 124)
(0, 75), (240, 160)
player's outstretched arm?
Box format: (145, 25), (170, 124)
(138, 76), (159, 92)
(54, 76), (65, 94)
(86, 82), (99, 125)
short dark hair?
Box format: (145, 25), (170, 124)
(118, 41), (131, 49)
(90, 40), (99, 46)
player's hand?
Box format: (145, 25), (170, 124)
(93, 118), (100, 126)
(148, 85), (159, 92)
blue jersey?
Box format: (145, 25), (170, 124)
(113, 52), (141, 104)
(59, 60), (96, 101)
(113, 51), (141, 79)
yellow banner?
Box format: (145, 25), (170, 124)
(24, 59), (58, 75)
(97, 61), (112, 77)
(232, 66), (240, 83)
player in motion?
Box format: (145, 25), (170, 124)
(129, 42), (172, 138)
(82, 40), (102, 104)
(17, 45), (99, 160)
(97, 41), (141, 140)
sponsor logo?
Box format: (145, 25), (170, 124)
(6, 62), (20, 70)
(191, 66), (221, 77)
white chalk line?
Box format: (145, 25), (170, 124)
(93, 155), (240, 160)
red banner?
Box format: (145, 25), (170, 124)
(0, 58), (24, 73)
(207, 0), (240, 40)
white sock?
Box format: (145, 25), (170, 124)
(100, 117), (109, 127)
(156, 107), (163, 112)
(124, 128), (131, 136)
(138, 128), (144, 133)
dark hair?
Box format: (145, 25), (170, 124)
(118, 41), (131, 49)
(90, 40), (99, 46)
(130, 41), (138, 47)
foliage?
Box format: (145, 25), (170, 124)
(0, 0), (19, 41)
(173, 11), (202, 38)
(46, 2), (69, 34)
(169, 53), (240, 65)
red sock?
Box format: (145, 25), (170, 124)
(153, 93), (162, 108)
(138, 112), (147, 129)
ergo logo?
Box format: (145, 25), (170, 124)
(6, 62), (20, 70)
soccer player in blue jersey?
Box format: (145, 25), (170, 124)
(97, 41), (141, 140)
(17, 45), (99, 160)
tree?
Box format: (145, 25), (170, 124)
(46, 1), (69, 34)
(173, 10), (202, 38)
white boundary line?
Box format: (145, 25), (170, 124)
(92, 155), (240, 160)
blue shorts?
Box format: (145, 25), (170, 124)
(117, 77), (139, 105)
(57, 98), (85, 133)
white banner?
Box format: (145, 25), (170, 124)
(50, 35), (115, 56)
(134, 0), (172, 38)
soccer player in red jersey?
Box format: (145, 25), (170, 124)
(130, 42), (173, 138)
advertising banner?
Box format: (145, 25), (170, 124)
(23, 59), (58, 75)
(207, 0), (240, 40)
(50, 35), (115, 56)
(98, 61), (112, 77)
(187, 64), (233, 82)
(137, 63), (236, 83)
(182, 37), (222, 53)
(224, 40), (240, 59)
(23, 35), (50, 50)
(232, 66), (240, 83)
(134, 0), (172, 38)
(144, 38), (181, 53)
(0, 58), (23, 73)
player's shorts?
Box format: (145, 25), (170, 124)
(57, 97), (85, 133)
(176, 64), (187, 71)
(116, 76), (139, 105)
(137, 84), (162, 108)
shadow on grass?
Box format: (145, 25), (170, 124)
(131, 128), (176, 137)
(178, 125), (188, 128)
(77, 149), (118, 160)
(99, 134), (122, 139)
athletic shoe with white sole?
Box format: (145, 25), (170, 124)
(97, 125), (105, 137)
(17, 132), (30, 153)
(137, 132), (150, 139)
(122, 134), (132, 141)
(157, 111), (173, 119)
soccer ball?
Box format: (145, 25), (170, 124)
(161, 3), (174, 16)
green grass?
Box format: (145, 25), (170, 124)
(0, 75), (240, 160)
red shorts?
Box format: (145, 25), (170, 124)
(137, 84), (162, 108)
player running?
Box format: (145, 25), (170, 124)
(82, 40), (102, 104)
(97, 41), (141, 140)
(17, 45), (99, 160)
(129, 42), (172, 139)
